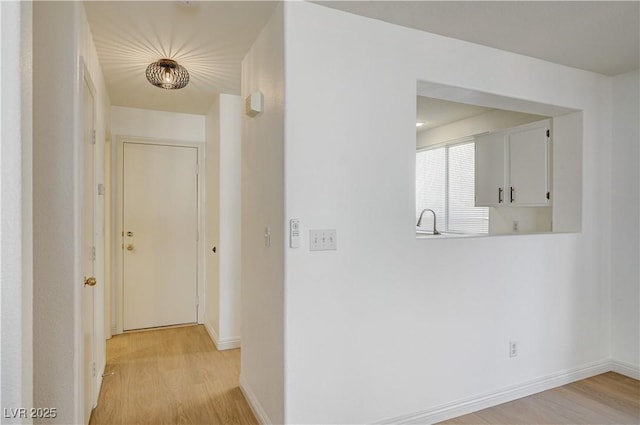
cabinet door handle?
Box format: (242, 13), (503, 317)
(510, 186), (515, 203)
(498, 187), (503, 203)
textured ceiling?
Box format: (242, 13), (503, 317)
(317, 1), (640, 76)
(84, 1), (278, 114)
(85, 1), (639, 116)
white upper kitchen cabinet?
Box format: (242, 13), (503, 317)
(475, 119), (550, 208)
(508, 121), (550, 206)
(475, 131), (506, 207)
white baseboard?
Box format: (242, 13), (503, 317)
(233, 358), (636, 425)
(375, 359), (611, 424)
(204, 321), (241, 350)
(239, 374), (272, 425)
(217, 337), (241, 350)
(610, 359), (640, 380)
(95, 364), (105, 409)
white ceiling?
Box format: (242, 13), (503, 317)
(85, 1), (639, 116)
(84, 1), (278, 114)
(416, 97), (492, 131)
(317, 1), (640, 76)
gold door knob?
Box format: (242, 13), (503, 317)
(84, 276), (97, 287)
(126, 244), (134, 251)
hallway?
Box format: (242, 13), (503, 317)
(90, 326), (257, 425)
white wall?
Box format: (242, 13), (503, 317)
(204, 94), (243, 349)
(551, 112), (583, 233)
(218, 95), (242, 347)
(33, 3), (80, 421)
(32, 3), (77, 422)
(1, 2), (34, 421)
(489, 206), (551, 234)
(205, 97), (222, 342)
(110, 106), (205, 143)
(32, 4), (111, 422)
(239, 4), (285, 424)
(611, 69), (639, 373)
(283, 3), (613, 423)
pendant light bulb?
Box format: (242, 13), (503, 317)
(163, 67), (174, 84)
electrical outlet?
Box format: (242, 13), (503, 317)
(509, 341), (518, 357)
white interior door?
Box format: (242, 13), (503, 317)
(123, 142), (198, 331)
(82, 77), (96, 424)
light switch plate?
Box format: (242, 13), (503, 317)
(310, 229), (337, 251)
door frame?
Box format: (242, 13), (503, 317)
(114, 136), (205, 334)
(79, 57), (99, 421)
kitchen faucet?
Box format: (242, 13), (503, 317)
(416, 208), (440, 235)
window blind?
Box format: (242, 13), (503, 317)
(416, 148), (445, 231)
(416, 141), (488, 234)
(448, 143), (488, 234)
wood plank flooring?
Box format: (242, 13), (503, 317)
(439, 372), (640, 425)
(89, 325), (257, 425)
(91, 325), (638, 425)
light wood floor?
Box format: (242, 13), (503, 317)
(89, 325), (257, 425)
(91, 325), (638, 425)
(439, 372), (640, 425)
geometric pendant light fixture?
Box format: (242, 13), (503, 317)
(145, 58), (189, 90)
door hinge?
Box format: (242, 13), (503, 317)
(91, 246), (96, 261)
(92, 130), (96, 145)
(196, 162), (199, 175)
(546, 191), (550, 200)
(546, 129), (550, 138)
(196, 296), (199, 307)
(92, 362), (96, 377)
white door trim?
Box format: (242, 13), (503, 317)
(78, 56), (99, 423)
(114, 136), (205, 334)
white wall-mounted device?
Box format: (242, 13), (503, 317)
(245, 91), (263, 117)
(264, 226), (271, 247)
(290, 219), (300, 248)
